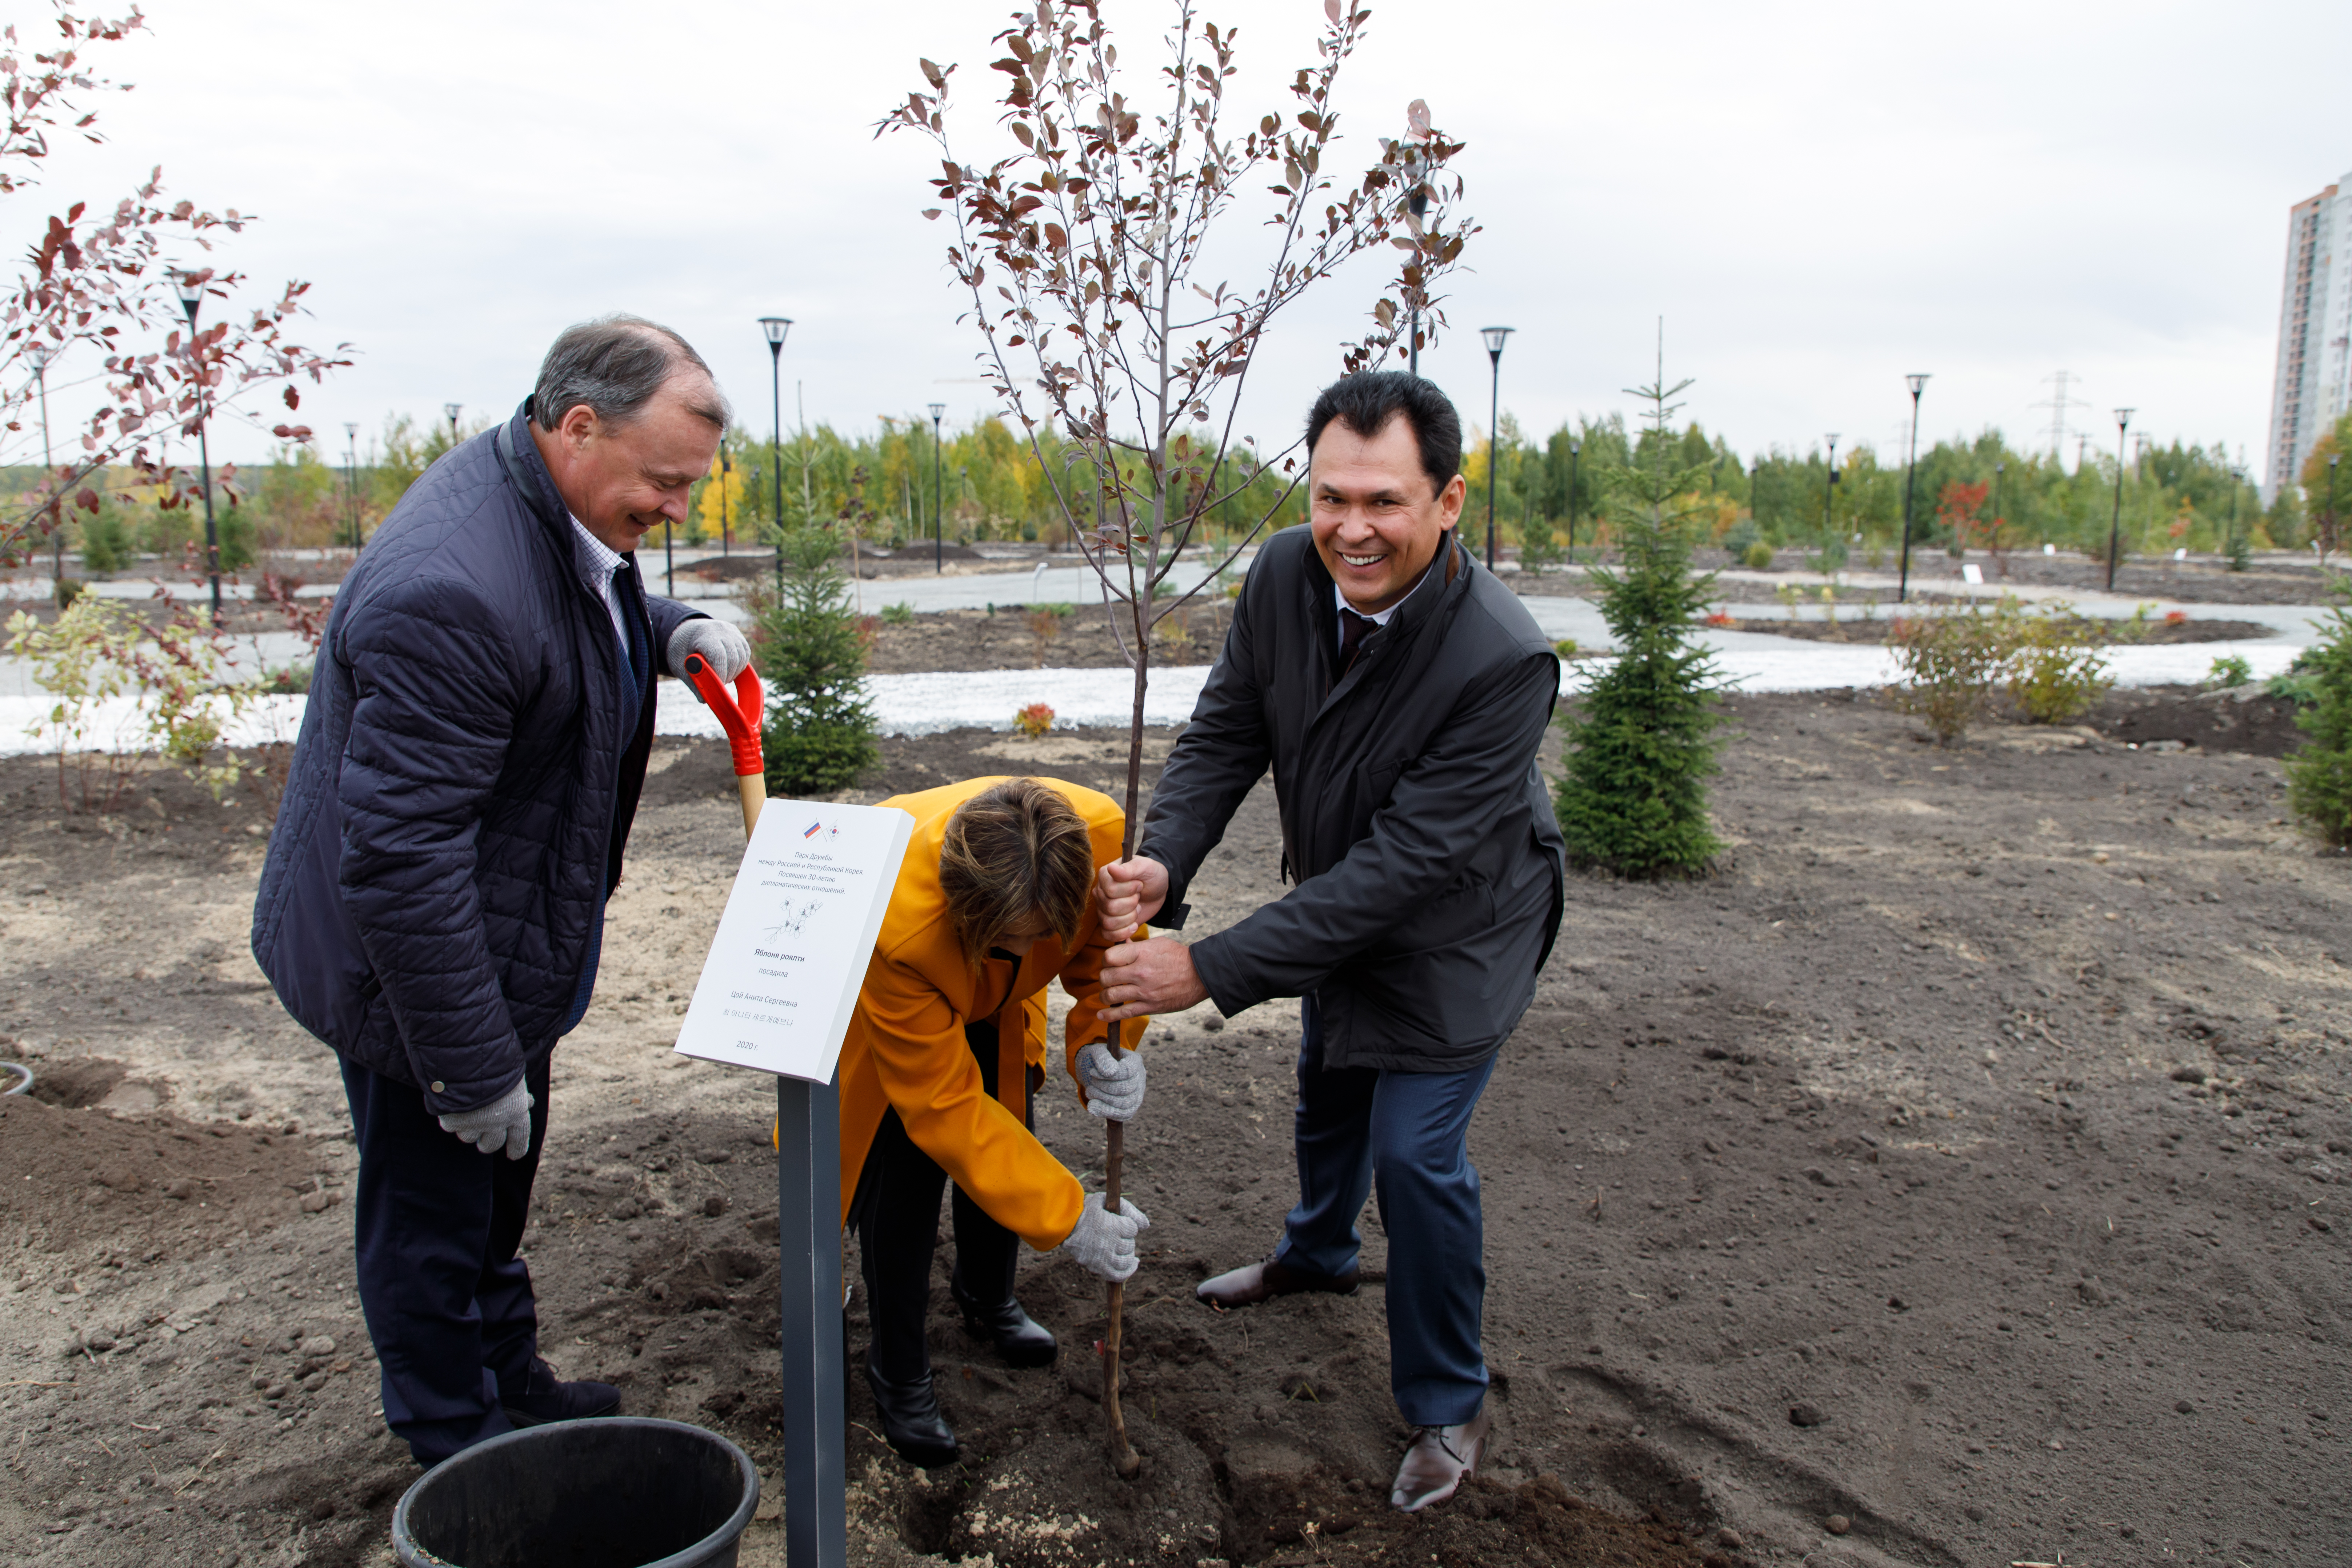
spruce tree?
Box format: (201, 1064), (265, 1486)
(2286, 597), (2352, 848)
(754, 484), (877, 796)
(1552, 352), (1724, 877)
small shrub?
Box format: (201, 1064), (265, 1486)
(1721, 519), (1759, 559)
(2207, 654), (2253, 690)
(2008, 616), (2113, 724)
(1519, 522), (1565, 576)
(882, 602), (915, 625)
(1013, 701), (1055, 738)
(1027, 607), (1060, 667)
(1887, 608), (2014, 743)
(2286, 604), (2352, 846)
(2163, 609), (2189, 627)
(2269, 653), (2319, 706)
(1702, 610), (1736, 628)
(1553, 637), (1579, 659)
(1742, 540), (1775, 571)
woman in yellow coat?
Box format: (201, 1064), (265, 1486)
(839, 775), (1149, 1468)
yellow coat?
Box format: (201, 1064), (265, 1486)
(836, 776), (1144, 1251)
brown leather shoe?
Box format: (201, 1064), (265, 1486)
(1194, 1254), (1359, 1308)
(1389, 1408), (1489, 1512)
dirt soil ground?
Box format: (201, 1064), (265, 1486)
(3, 685), (2349, 1568)
(862, 601), (1237, 676)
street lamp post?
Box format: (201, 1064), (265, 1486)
(721, 452), (733, 557)
(2105, 408), (2133, 592)
(444, 402), (462, 452)
(2225, 463), (2241, 568)
(759, 317), (792, 592)
(1992, 461), (2005, 554)
(1565, 441), (1581, 562)
(1822, 434), (1840, 550)
(1480, 327), (1513, 571)
(928, 403), (947, 573)
(1898, 375), (1929, 603)
(174, 275), (223, 627)
(344, 423), (360, 554)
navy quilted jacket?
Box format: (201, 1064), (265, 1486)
(252, 403), (701, 1113)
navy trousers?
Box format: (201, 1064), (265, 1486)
(1273, 995), (1496, 1427)
(342, 1052), (552, 1466)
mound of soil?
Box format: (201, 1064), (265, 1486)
(0, 1086), (333, 1262)
(2090, 683), (2308, 757)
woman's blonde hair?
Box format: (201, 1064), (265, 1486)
(939, 778), (1095, 962)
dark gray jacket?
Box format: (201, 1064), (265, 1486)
(251, 403), (702, 1113)
(1140, 525), (1564, 1072)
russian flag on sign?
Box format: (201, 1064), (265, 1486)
(804, 820), (823, 839)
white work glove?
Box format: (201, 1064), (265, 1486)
(668, 617), (752, 684)
(1075, 1041), (1146, 1122)
(436, 1079), (535, 1160)
(1062, 1193), (1151, 1282)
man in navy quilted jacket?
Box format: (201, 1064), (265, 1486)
(252, 316), (751, 1465)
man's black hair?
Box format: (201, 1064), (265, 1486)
(1304, 372), (1462, 498)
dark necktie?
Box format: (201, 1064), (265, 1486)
(612, 558), (649, 695)
(1338, 608), (1377, 674)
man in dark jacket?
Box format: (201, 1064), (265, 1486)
(1094, 371), (1563, 1513)
(251, 316), (750, 1465)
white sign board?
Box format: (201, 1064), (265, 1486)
(673, 799), (915, 1083)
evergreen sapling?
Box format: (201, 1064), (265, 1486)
(2285, 594), (2352, 849)
(753, 472), (879, 796)
(1552, 353), (1724, 877)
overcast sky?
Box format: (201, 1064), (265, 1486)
(22, 0), (2352, 473)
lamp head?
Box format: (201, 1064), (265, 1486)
(174, 273), (204, 324)
(1906, 373), (1930, 398)
(1480, 325), (1514, 361)
(1569, 442), (1580, 457)
(2115, 407), (2133, 431)
(759, 316), (792, 352)
(444, 403), (462, 423)
(928, 402), (947, 424)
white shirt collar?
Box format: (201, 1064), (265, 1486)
(568, 513), (631, 656)
(569, 513), (623, 581)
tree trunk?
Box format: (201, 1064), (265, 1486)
(1101, 589), (1149, 1480)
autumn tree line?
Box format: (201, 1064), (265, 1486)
(16, 403), (2351, 576)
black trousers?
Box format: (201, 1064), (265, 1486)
(341, 1052), (552, 1466)
(849, 1021), (1038, 1381)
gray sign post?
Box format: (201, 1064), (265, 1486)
(775, 1075), (844, 1568)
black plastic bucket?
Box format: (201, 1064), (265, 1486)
(391, 1417), (759, 1568)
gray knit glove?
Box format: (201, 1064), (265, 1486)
(436, 1079), (535, 1160)
(1075, 1042), (1145, 1122)
(1062, 1193), (1150, 1282)
(668, 617), (752, 682)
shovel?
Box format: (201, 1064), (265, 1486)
(681, 651), (766, 836)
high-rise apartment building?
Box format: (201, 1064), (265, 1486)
(2268, 177), (2352, 498)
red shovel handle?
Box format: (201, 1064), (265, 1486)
(682, 652), (764, 777)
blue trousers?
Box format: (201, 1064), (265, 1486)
(1273, 995), (1496, 1427)
(341, 1052), (552, 1466)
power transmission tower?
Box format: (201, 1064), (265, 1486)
(2033, 371), (2089, 465)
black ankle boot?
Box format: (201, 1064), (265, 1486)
(952, 1283), (1058, 1368)
(863, 1357), (959, 1468)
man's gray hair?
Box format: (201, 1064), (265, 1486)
(531, 314), (731, 432)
